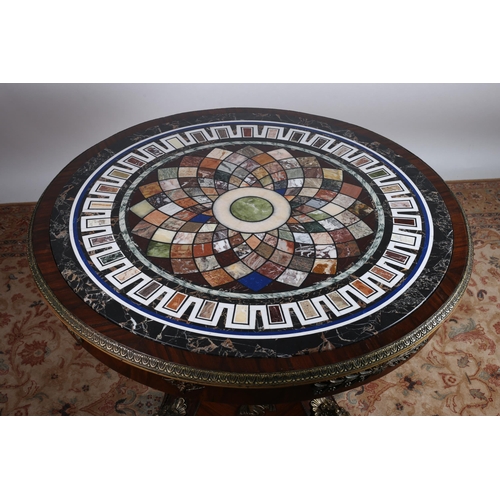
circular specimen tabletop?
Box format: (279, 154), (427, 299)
(29, 108), (472, 413)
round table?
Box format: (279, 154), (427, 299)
(28, 108), (472, 415)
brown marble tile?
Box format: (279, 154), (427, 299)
(224, 261), (252, 279)
(170, 244), (193, 259)
(258, 261), (285, 279)
(139, 182), (162, 198)
(166, 292), (188, 311)
(195, 255), (220, 272)
(180, 156), (203, 167)
(242, 252), (267, 270)
(350, 201), (374, 218)
(198, 167), (216, 178)
(161, 217), (186, 230)
(351, 279), (375, 297)
(297, 157), (320, 168)
(264, 161), (285, 174)
(316, 189), (338, 201)
(371, 266), (396, 281)
(176, 197), (199, 208)
(144, 210), (169, 226)
(216, 249), (240, 267)
(132, 220), (157, 239)
(336, 241), (360, 258)
(229, 233), (244, 247)
(194, 232), (214, 244)
(270, 249), (293, 266)
(166, 188), (189, 201)
(255, 242), (274, 259)
(193, 243), (214, 258)
(253, 153), (276, 165)
(197, 301), (217, 320)
(289, 255), (313, 272)
(171, 258), (198, 274)
(312, 259), (337, 274)
(200, 157), (222, 169)
(263, 233), (278, 246)
(203, 268), (234, 287)
(251, 167), (269, 179)
(245, 235), (262, 249)
(268, 305), (284, 323)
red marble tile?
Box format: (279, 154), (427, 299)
(330, 228), (354, 243)
(316, 189), (337, 201)
(193, 243), (214, 258)
(371, 266), (396, 281)
(170, 244), (193, 258)
(340, 183), (362, 198)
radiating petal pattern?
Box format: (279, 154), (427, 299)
(128, 145), (376, 293)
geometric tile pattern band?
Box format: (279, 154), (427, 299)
(68, 120), (432, 340)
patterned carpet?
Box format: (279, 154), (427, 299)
(1, 179), (499, 415)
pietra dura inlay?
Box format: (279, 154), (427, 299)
(49, 109), (454, 357)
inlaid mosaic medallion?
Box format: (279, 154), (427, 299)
(50, 110), (454, 357)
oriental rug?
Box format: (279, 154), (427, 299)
(1, 179), (499, 415)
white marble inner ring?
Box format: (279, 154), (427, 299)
(213, 187), (291, 233)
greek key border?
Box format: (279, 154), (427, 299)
(28, 196), (473, 389)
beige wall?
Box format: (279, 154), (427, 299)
(1, 83), (499, 203)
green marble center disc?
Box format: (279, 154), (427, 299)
(230, 196), (274, 222)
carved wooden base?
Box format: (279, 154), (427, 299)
(310, 396), (350, 416)
(156, 394), (350, 416)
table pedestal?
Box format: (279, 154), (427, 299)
(157, 394), (349, 416)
